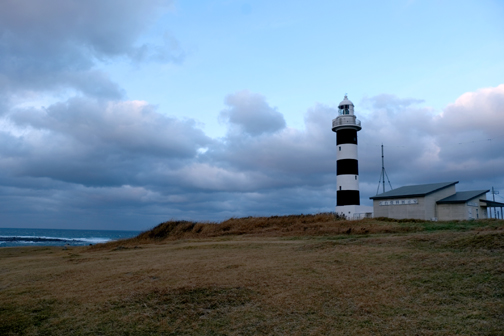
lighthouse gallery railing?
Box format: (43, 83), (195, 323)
(332, 117), (361, 128)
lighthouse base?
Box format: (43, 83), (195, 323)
(335, 205), (373, 220)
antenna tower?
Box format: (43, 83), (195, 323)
(376, 144), (393, 195)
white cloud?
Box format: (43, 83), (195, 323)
(358, 86), (504, 190)
(436, 84), (504, 137)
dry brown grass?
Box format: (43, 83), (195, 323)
(1, 216), (504, 335)
(90, 213), (504, 250)
(90, 214), (417, 250)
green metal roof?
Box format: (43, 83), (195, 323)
(370, 181), (458, 200)
(480, 199), (504, 207)
(437, 190), (489, 204)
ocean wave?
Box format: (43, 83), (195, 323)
(78, 237), (111, 244)
(0, 235), (111, 244)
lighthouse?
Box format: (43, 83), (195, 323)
(331, 94), (373, 219)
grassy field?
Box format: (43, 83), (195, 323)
(1, 215), (503, 335)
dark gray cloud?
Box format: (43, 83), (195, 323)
(0, 0), (176, 58)
(209, 104), (335, 188)
(219, 90), (286, 136)
(0, 0), (181, 100)
(0, 89), (340, 228)
(2, 86), (503, 229)
(2, 97), (211, 187)
(4, 85), (504, 229)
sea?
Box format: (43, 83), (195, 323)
(0, 228), (141, 248)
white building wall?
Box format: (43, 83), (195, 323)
(373, 198), (425, 219)
(437, 204), (467, 221)
(425, 185), (456, 220)
(373, 185), (457, 220)
(437, 195), (488, 221)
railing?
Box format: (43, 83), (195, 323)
(332, 117), (361, 128)
(352, 212), (373, 219)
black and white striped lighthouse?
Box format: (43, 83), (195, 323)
(332, 94), (362, 213)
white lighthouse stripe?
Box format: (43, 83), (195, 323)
(337, 143), (358, 160)
(337, 175), (359, 190)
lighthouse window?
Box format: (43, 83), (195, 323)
(339, 146), (341, 151)
(339, 186), (342, 190)
(355, 176), (357, 180)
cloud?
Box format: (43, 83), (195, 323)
(358, 86), (504, 191)
(219, 90), (286, 136)
(128, 32), (186, 64)
(0, 0), (181, 99)
(1, 84), (504, 229)
(212, 104), (335, 178)
(0, 90), (342, 228)
(358, 95), (437, 178)
(362, 94), (425, 113)
(429, 85), (504, 184)
(0, 0), (175, 58)
(2, 97), (211, 187)
(436, 84), (504, 138)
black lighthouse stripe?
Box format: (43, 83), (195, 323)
(336, 129), (358, 145)
(337, 190), (360, 206)
(336, 159), (359, 175)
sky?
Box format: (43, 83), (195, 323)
(1, 0), (504, 230)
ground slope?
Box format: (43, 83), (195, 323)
(1, 217), (503, 335)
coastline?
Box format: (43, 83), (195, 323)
(0, 228), (140, 247)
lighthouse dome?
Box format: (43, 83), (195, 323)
(338, 95), (354, 108)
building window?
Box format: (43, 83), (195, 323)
(339, 146), (341, 151)
(355, 176), (357, 180)
(339, 186), (342, 190)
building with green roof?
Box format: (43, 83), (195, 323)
(370, 181), (497, 220)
